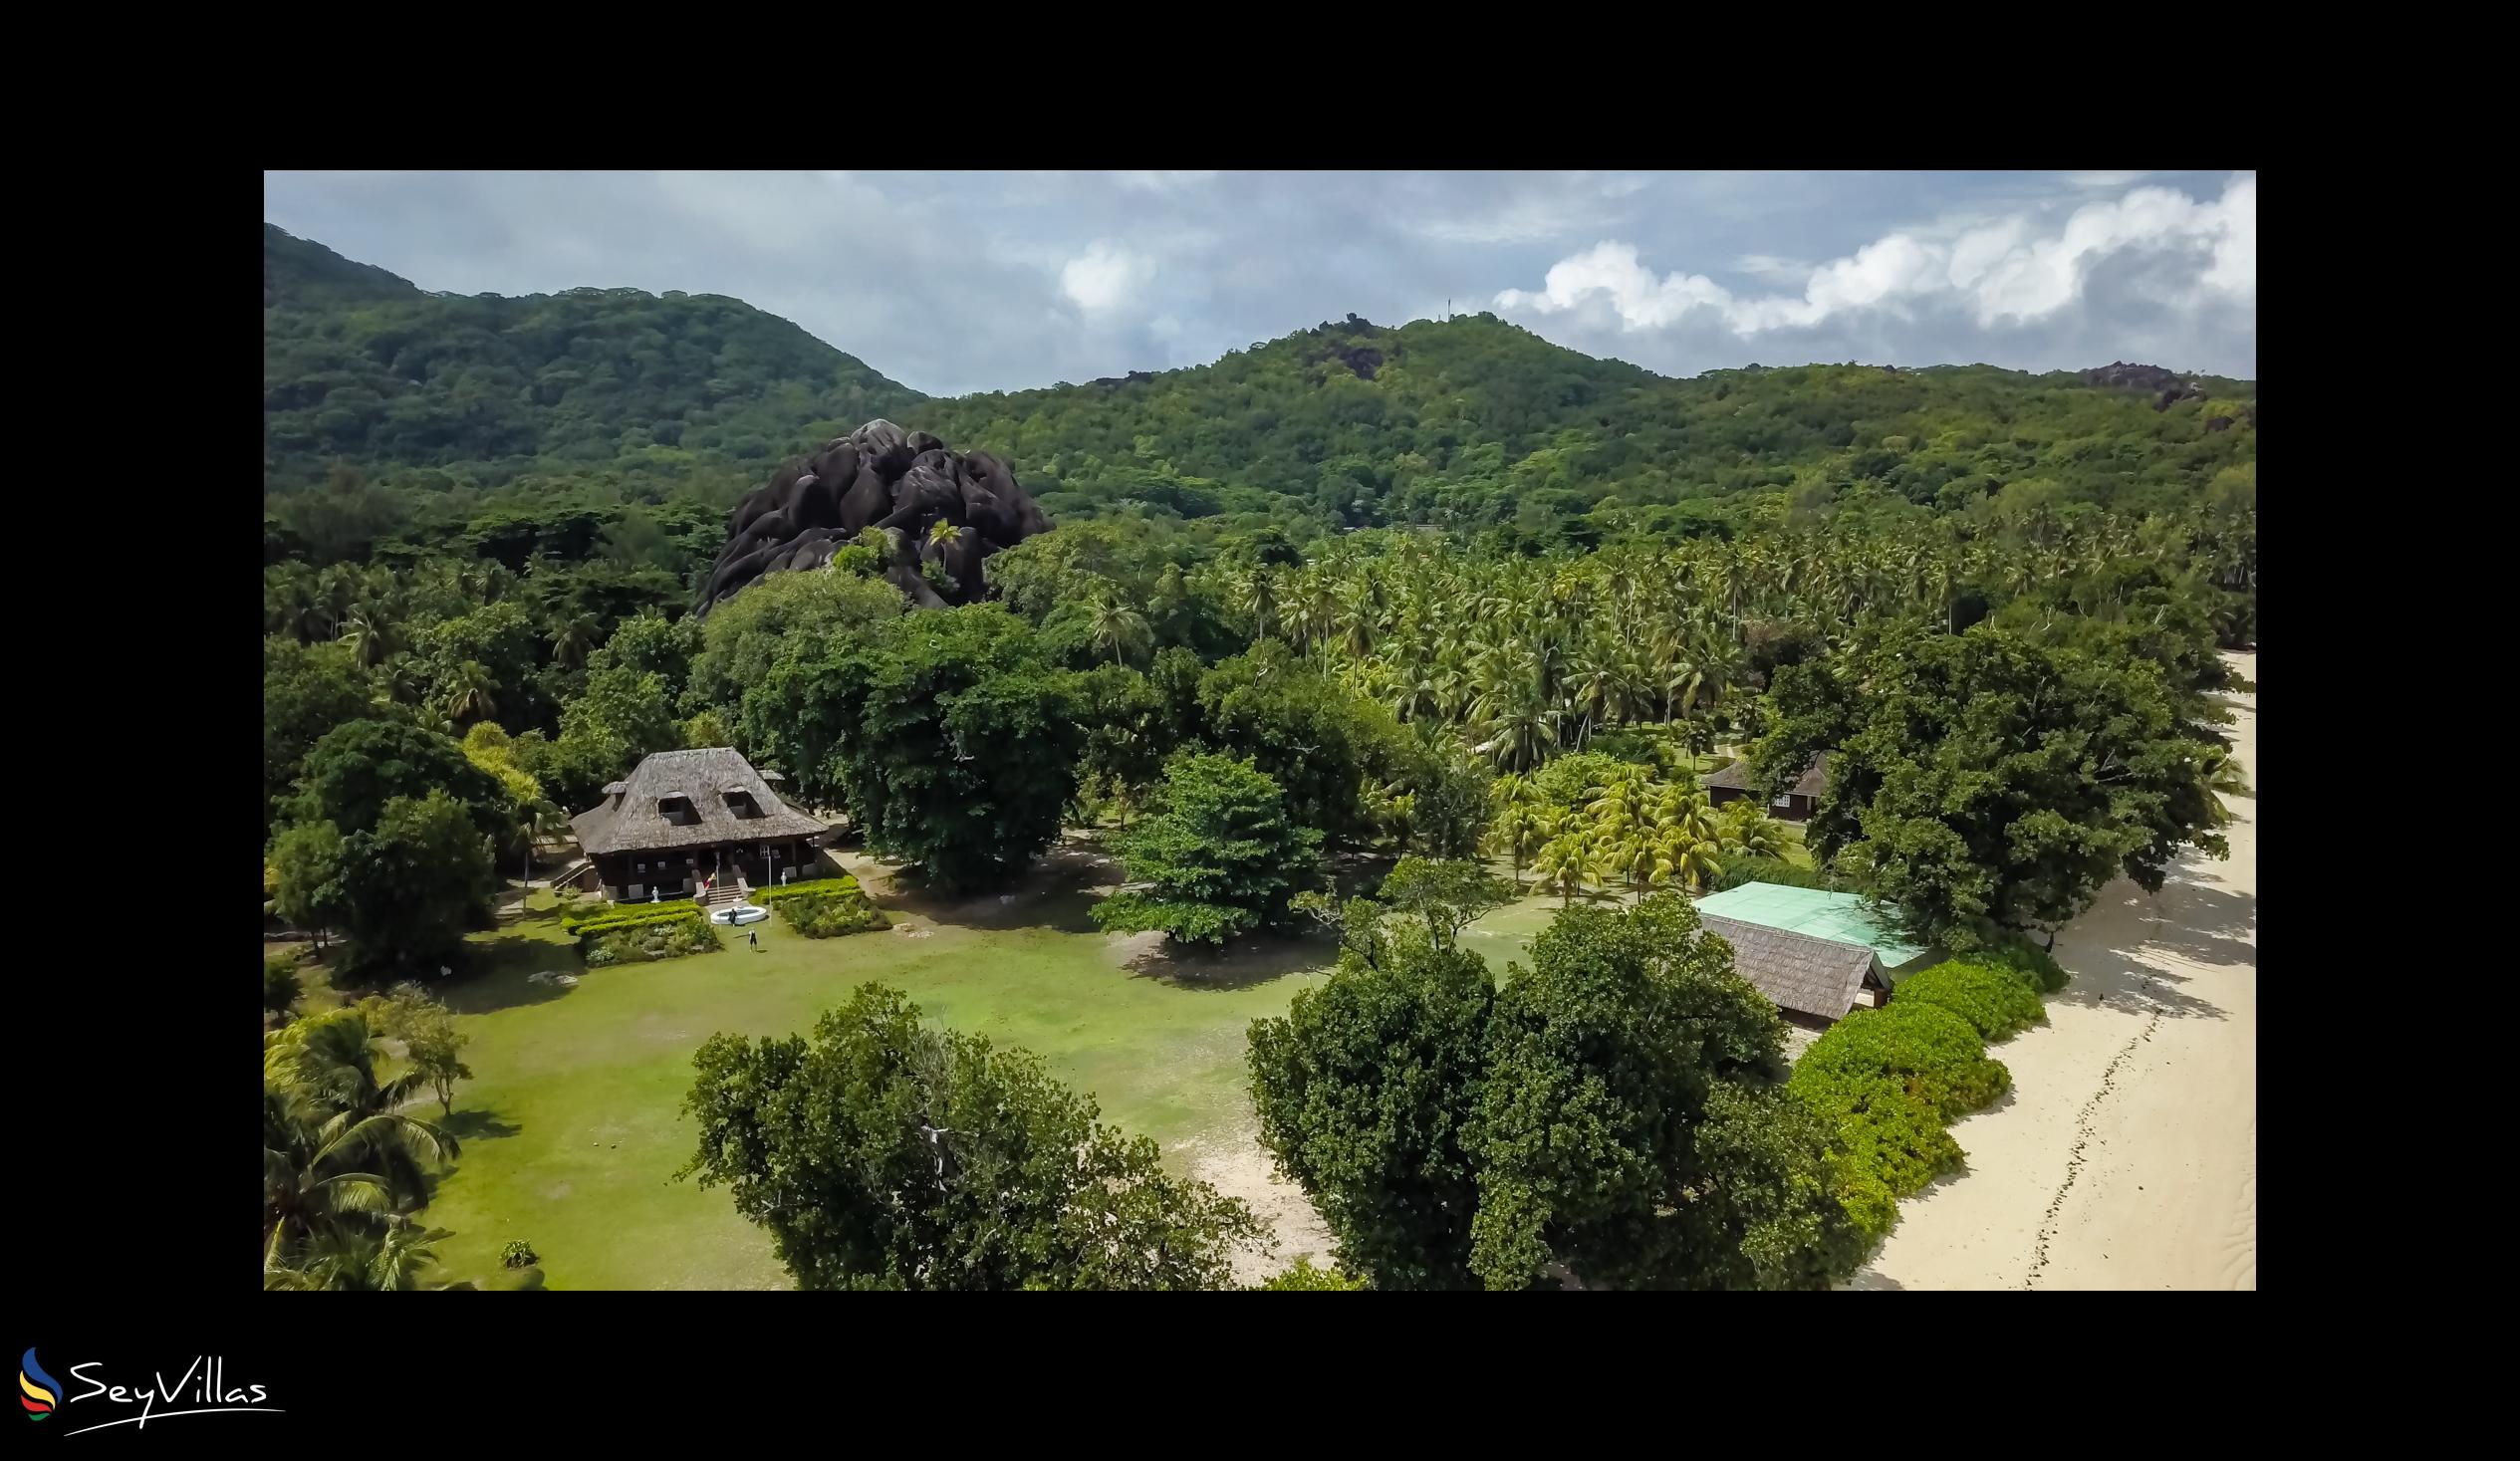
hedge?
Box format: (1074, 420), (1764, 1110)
(752, 875), (866, 906)
(566, 902), (707, 938)
(1796, 1072), (1970, 1204)
(1797, 1002), (2009, 1118)
(584, 915), (720, 967)
(1893, 961), (2048, 1043)
(774, 888), (889, 938)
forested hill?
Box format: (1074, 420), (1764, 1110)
(263, 225), (926, 493)
(915, 313), (2256, 538)
(264, 227), (2255, 561)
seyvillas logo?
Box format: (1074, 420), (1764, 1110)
(21, 1349), (60, 1420)
(21, 1351), (282, 1436)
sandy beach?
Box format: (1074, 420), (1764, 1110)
(1850, 652), (2257, 1291)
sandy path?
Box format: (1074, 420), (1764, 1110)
(1853, 652), (2256, 1292)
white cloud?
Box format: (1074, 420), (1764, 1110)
(1059, 241), (1155, 313)
(1497, 172), (2255, 337)
(2064, 170), (2153, 188)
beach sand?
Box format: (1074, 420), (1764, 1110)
(1852, 653), (2257, 1291)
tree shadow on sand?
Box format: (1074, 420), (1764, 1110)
(2049, 876), (2253, 1024)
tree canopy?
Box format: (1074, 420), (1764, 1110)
(1092, 754), (1323, 944)
(678, 984), (1267, 1290)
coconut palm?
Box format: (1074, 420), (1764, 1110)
(338, 610), (391, 668)
(1532, 829), (1595, 909)
(1084, 593), (1150, 665)
(1231, 568), (1281, 642)
(1717, 802), (1790, 860)
(1648, 827), (1723, 895)
(548, 611), (598, 668)
(1487, 796), (1553, 890)
(440, 660), (499, 724)
(262, 1079), (457, 1279)
(266, 1221), (458, 1292)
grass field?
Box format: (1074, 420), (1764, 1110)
(298, 835), (1801, 1290)
(401, 845), (1339, 1291)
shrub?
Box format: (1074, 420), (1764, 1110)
(1706, 853), (1833, 892)
(1796, 1002), (2009, 1119)
(1255, 1257), (1369, 1291)
(502, 1239), (540, 1269)
(1894, 961), (2047, 1043)
(752, 875), (865, 906)
(565, 902), (708, 937)
(1981, 932), (2070, 993)
(1793, 1070), (1969, 1198)
(1831, 1167), (1901, 1243)
(586, 914), (720, 965)
(776, 889), (889, 938)
(263, 957), (303, 1019)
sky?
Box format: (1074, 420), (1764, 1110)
(264, 170), (2256, 398)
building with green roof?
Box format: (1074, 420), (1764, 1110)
(1691, 882), (1942, 1024)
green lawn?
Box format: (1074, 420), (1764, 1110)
(409, 849), (1335, 1291)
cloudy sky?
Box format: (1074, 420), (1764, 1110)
(265, 170), (2255, 397)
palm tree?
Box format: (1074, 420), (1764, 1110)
(1084, 593), (1150, 665)
(1717, 802), (1789, 860)
(1532, 829), (1594, 909)
(265, 1063), (463, 1279)
(442, 659), (498, 724)
(266, 1221), (459, 1292)
(1487, 796), (1552, 890)
(1231, 569), (1281, 642)
(338, 610), (391, 669)
(1648, 827), (1723, 895)
(548, 611), (597, 669)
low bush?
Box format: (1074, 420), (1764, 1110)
(752, 875), (866, 906)
(565, 901), (706, 937)
(1894, 961), (2047, 1043)
(1983, 933), (2070, 993)
(1707, 854), (1832, 892)
(1255, 1257), (1369, 1291)
(775, 889), (889, 938)
(1830, 1167), (1901, 1243)
(263, 957), (303, 1019)
(585, 914), (720, 966)
(1795, 1002), (2009, 1119)
(1794, 1070), (1969, 1200)
(502, 1239), (540, 1269)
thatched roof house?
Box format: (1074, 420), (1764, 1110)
(1692, 881), (1940, 1025)
(1705, 752), (1829, 822)
(569, 748), (827, 901)
(1698, 914), (1888, 1024)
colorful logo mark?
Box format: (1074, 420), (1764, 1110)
(20, 1348), (60, 1421)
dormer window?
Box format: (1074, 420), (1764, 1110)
(656, 791), (698, 825)
(722, 786), (761, 820)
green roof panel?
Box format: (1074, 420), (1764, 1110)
(1693, 882), (1930, 968)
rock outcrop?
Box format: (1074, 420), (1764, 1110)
(2083, 361), (2207, 411)
(696, 420), (1053, 617)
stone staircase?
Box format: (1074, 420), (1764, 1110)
(700, 876), (750, 911)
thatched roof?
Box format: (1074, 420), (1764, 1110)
(1705, 752), (1829, 800)
(1698, 912), (1879, 1022)
(571, 748), (828, 855)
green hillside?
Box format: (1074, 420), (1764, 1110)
(262, 225), (926, 493)
(915, 312), (2255, 539)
